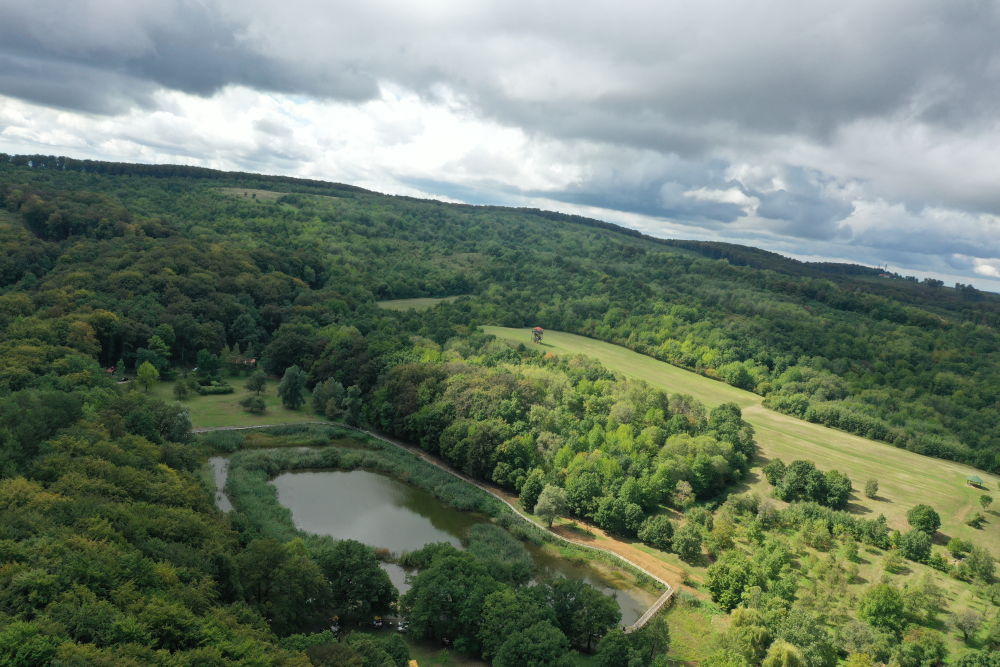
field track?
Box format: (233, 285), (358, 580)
(484, 326), (1000, 552)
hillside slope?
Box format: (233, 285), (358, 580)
(485, 326), (1000, 552)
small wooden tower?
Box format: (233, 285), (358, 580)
(532, 327), (544, 344)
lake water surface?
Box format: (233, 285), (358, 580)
(209, 454), (655, 625)
(270, 467), (655, 625)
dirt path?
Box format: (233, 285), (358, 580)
(198, 421), (684, 628)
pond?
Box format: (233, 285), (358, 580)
(209, 453), (656, 625)
(271, 468), (655, 625)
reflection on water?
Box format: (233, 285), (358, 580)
(271, 469), (482, 553)
(208, 456), (233, 512)
(271, 467), (655, 625)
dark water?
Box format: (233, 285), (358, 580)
(270, 468), (655, 625)
(208, 456), (233, 512)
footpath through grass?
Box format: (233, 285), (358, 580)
(484, 326), (1000, 553)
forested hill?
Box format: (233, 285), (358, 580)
(1, 154), (999, 477)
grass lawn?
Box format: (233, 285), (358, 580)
(662, 599), (725, 663)
(378, 296), (470, 311)
(148, 377), (321, 428)
(483, 326), (1000, 554)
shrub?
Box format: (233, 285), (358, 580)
(240, 395), (266, 413)
(864, 478), (878, 499)
(966, 512), (986, 529)
(883, 551), (905, 574)
(199, 383), (235, 395)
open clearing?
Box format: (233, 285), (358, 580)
(377, 295), (470, 311)
(217, 187), (288, 200)
(148, 379), (319, 428)
(484, 326), (1000, 553)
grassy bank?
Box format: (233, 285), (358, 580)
(484, 326), (1000, 554)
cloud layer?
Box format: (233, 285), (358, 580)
(2, 0), (1000, 287)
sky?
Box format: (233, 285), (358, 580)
(2, 0), (1000, 289)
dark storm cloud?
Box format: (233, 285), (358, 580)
(0, 0), (378, 112)
(3, 0), (1000, 275)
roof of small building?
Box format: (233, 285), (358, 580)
(532, 326), (544, 330)
(967, 474), (984, 483)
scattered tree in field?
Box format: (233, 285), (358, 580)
(965, 545), (996, 582)
(240, 395), (266, 414)
(906, 504), (941, 535)
(948, 538), (971, 558)
(952, 609), (984, 642)
(865, 478), (879, 499)
(672, 524), (703, 564)
(173, 381), (191, 400)
(898, 529), (932, 563)
(858, 583), (906, 634)
(244, 372), (267, 395)
(842, 537), (860, 563)
(137, 361), (159, 392)
(980, 495), (993, 511)
(535, 484), (568, 527)
(277, 365), (307, 409)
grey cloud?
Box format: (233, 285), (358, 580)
(0, 0), (378, 112)
(751, 169), (855, 240)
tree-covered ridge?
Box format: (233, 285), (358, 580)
(5, 156), (998, 472)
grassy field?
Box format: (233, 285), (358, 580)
(148, 378), (321, 428)
(377, 296), (470, 311)
(216, 187), (288, 201)
(483, 326), (1000, 553)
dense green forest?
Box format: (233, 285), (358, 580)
(0, 155), (999, 666)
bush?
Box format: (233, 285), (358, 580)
(240, 395), (266, 413)
(883, 551), (905, 574)
(966, 512), (986, 529)
(864, 478), (878, 499)
(199, 383), (235, 395)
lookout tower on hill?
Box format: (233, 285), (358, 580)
(532, 327), (544, 344)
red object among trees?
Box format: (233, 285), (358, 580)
(532, 327), (544, 343)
